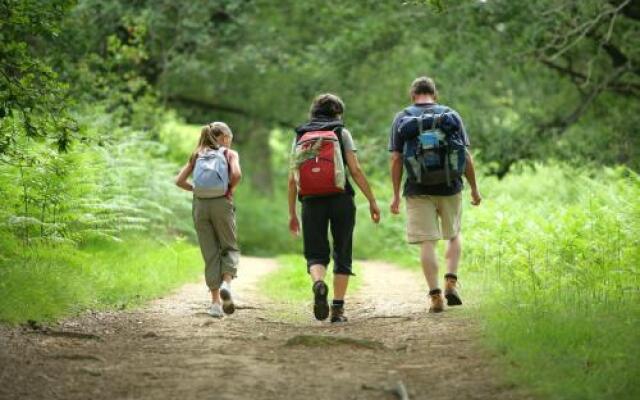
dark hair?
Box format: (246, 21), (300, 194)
(309, 93), (344, 119)
(409, 76), (438, 99)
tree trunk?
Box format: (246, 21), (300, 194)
(243, 120), (273, 194)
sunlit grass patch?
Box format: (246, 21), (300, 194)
(461, 166), (640, 400)
(259, 254), (362, 303)
(0, 236), (202, 324)
(479, 297), (640, 400)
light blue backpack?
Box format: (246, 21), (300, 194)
(193, 147), (229, 198)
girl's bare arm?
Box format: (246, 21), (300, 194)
(228, 150), (242, 191)
(175, 159), (194, 191)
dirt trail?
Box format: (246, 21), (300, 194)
(0, 257), (529, 400)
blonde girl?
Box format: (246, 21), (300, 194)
(175, 122), (242, 318)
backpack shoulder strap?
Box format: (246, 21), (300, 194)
(334, 126), (355, 195)
(189, 151), (198, 166)
(333, 126), (348, 166)
(403, 106), (424, 117)
(403, 106), (438, 135)
(435, 105), (452, 114)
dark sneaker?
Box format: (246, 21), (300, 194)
(429, 289), (444, 313)
(220, 281), (235, 315)
(444, 273), (462, 306)
(330, 306), (348, 323)
(312, 281), (329, 321)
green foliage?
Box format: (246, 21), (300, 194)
(234, 185), (302, 256)
(460, 166), (640, 400)
(67, 0), (638, 179)
(0, 0), (76, 156)
(466, 0), (640, 175)
(0, 236), (202, 324)
(158, 117), (200, 165)
(0, 130), (194, 245)
(1, 0), (180, 248)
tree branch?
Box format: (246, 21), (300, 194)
(609, 0), (640, 20)
(166, 95), (294, 127)
(539, 58), (640, 97)
(539, 65), (629, 133)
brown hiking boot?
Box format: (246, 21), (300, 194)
(444, 273), (462, 306)
(428, 289), (444, 313)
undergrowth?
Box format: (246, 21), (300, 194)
(0, 236), (202, 324)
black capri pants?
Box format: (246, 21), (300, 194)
(301, 193), (356, 276)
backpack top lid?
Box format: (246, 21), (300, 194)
(404, 103), (450, 117)
(295, 117), (343, 136)
(197, 145), (226, 157)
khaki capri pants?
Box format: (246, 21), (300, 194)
(192, 196), (239, 290)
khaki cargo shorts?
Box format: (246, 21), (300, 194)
(405, 193), (462, 243)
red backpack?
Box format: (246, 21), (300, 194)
(293, 130), (347, 197)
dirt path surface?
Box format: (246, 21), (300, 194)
(0, 257), (529, 400)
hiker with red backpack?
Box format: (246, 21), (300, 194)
(175, 122), (242, 318)
(389, 77), (481, 313)
(289, 94), (381, 323)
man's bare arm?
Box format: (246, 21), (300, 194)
(390, 151), (403, 214)
(465, 150), (481, 206)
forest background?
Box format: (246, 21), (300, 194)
(1, 1), (639, 399)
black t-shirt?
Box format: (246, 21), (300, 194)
(388, 103), (470, 196)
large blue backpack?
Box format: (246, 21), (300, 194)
(193, 147), (229, 198)
(399, 105), (467, 187)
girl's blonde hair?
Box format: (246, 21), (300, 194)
(195, 121), (233, 153)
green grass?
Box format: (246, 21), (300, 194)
(480, 299), (640, 400)
(462, 166), (640, 400)
(259, 254), (362, 302)
(0, 236), (203, 324)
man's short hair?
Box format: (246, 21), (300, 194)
(309, 93), (344, 119)
(410, 76), (437, 98)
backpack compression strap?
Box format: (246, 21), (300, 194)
(223, 148), (233, 198)
(403, 105), (451, 136)
(334, 126), (349, 166)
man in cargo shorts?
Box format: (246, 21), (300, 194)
(389, 76), (482, 313)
